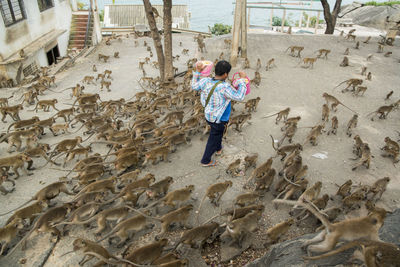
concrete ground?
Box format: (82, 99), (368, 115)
(0, 29), (399, 266)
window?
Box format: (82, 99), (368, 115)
(37, 0), (53, 12)
(0, 0), (26, 27)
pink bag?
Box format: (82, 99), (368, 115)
(232, 72), (251, 95)
(196, 61), (214, 77)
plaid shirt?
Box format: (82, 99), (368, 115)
(191, 71), (247, 123)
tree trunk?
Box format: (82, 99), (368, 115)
(163, 0), (174, 83)
(320, 0), (342, 34)
(143, 0), (165, 81)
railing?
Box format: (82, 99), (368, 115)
(84, 1), (93, 47)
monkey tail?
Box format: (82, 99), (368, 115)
(82, 132), (95, 143)
(284, 46), (291, 53)
(333, 79), (349, 90)
(270, 135), (277, 151)
(303, 240), (364, 260)
(0, 199), (32, 216)
(340, 103), (358, 114)
(53, 214), (98, 227)
(365, 110), (377, 117)
(71, 123), (86, 134)
(262, 112), (278, 119)
(28, 103), (39, 112)
(0, 133), (10, 143)
(195, 194), (208, 224)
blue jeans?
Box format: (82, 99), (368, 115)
(201, 120), (227, 164)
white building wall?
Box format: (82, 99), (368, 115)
(0, 0), (72, 61)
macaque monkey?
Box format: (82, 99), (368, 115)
(226, 209), (262, 248)
(300, 57), (317, 69)
(228, 113), (252, 132)
(251, 71), (261, 86)
(114, 52), (119, 58)
(384, 51), (392, 57)
(366, 72), (372, 81)
(31, 99), (59, 112)
(244, 153), (258, 171)
(100, 80), (111, 92)
(327, 116), (338, 135)
(270, 135), (302, 160)
(339, 56), (349, 67)
(142, 145), (170, 166)
(385, 90), (393, 100)
(265, 218), (294, 245)
(346, 114), (358, 137)
(245, 97), (261, 112)
(104, 69), (112, 79)
(235, 192), (260, 207)
(361, 66), (367, 76)
(0, 218), (25, 255)
(322, 93), (357, 113)
(265, 58), (276, 70)
(321, 104), (330, 122)
(0, 153), (32, 179)
(51, 136), (83, 158)
(353, 86), (367, 96)
(355, 41), (360, 49)
(285, 46), (304, 57)
(256, 58), (261, 70)
(196, 181), (232, 221)
(352, 143), (371, 170)
(304, 125), (324, 146)
(81, 76), (96, 84)
(278, 123), (297, 146)
(366, 54), (373, 61)
(343, 48), (349, 55)
(146, 176), (174, 199)
(226, 159), (241, 176)
(363, 36), (371, 44)
(377, 44), (384, 53)
(0, 104), (23, 122)
(92, 65), (97, 72)
(340, 30), (344, 37)
(173, 222), (219, 250)
(366, 104), (394, 121)
(315, 49), (330, 59)
(263, 107), (290, 124)
(255, 168), (276, 192)
(98, 54), (110, 62)
(245, 158), (273, 186)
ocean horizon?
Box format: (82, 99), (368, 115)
(83, 0), (361, 32)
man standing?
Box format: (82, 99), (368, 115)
(192, 60), (247, 166)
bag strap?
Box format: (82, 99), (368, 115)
(205, 81), (222, 107)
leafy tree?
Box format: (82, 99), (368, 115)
(77, 1), (87, 10)
(210, 24), (232, 35)
(272, 16), (290, 26)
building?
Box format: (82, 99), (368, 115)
(0, 0), (101, 87)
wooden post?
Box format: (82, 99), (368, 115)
(247, 7), (251, 32)
(281, 8), (286, 33)
(314, 11), (320, 34)
(270, 7), (273, 28)
(241, 0), (247, 58)
(307, 0), (312, 28)
(230, 0), (242, 67)
(299, 11), (303, 28)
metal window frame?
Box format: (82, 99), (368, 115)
(37, 0), (54, 12)
(0, 0), (26, 27)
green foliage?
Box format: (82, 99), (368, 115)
(296, 12), (324, 27)
(210, 23), (232, 35)
(99, 9), (104, 22)
(364, 1), (400, 6)
(272, 16), (290, 26)
(77, 1), (87, 10)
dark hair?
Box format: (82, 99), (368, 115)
(215, 60), (232, 76)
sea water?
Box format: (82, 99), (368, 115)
(82, 0), (359, 32)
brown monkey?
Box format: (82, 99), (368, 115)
(98, 54), (110, 62)
(53, 108), (75, 122)
(265, 218), (294, 244)
(244, 153), (258, 171)
(361, 66), (367, 76)
(142, 145), (170, 166)
(363, 36), (371, 44)
(366, 72), (372, 81)
(322, 93), (357, 113)
(0, 218), (24, 255)
(353, 86), (367, 96)
(51, 136), (83, 158)
(300, 57), (318, 69)
(274, 181), (322, 210)
(285, 46), (304, 57)
(245, 158), (273, 186)
(315, 49), (330, 59)
(173, 222), (219, 250)
(92, 64), (97, 72)
(158, 185), (195, 208)
(146, 176), (174, 199)
(226, 159), (241, 176)
(0, 104), (23, 122)
(243, 58), (250, 69)
(352, 143), (371, 170)
(304, 239), (400, 267)
(263, 107), (290, 124)
(366, 104), (394, 121)
(245, 97), (261, 112)
(334, 79), (363, 93)
(114, 52), (119, 58)
(343, 48), (349, 55)
(385, 90), (393, 100)
(377, 44), (384, 53)
(327, 116), (338, 135)
(228, 113), (252, 131)
(265, 58), (276, 70)
(226, 209), (262, 248)
(255, 168), (276, 192)
(339, 56), (349, 67)
(355, 41), (360, 49)
(321, 104), (330, 122)
(25, 143), (60, 169)
(270, 135), (302, 161)
(384, 51), (392, 57)
(256, 58), (261, 70)
(7, 116), (40, 132)
(251, 71), (261, 86)
(346, 114), (358, 137)
(353, 135), (364, 157)
(123, 239), (168, 265)
(31, 99), (59, 112)
(235, 192), (260, 207)
(368, 177), (390, 201)
(366, 54), (373, 61)
(0, 153), (32, 179)
(282, 200), (387, 255)
(336, 179), (352, 198)
(100, 80), (111, 92)
(196, 181), (232, 221)
(82, 75), (96, 84)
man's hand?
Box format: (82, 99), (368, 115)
(196, 62), (205, 72)
(239, 71), (246, 78)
